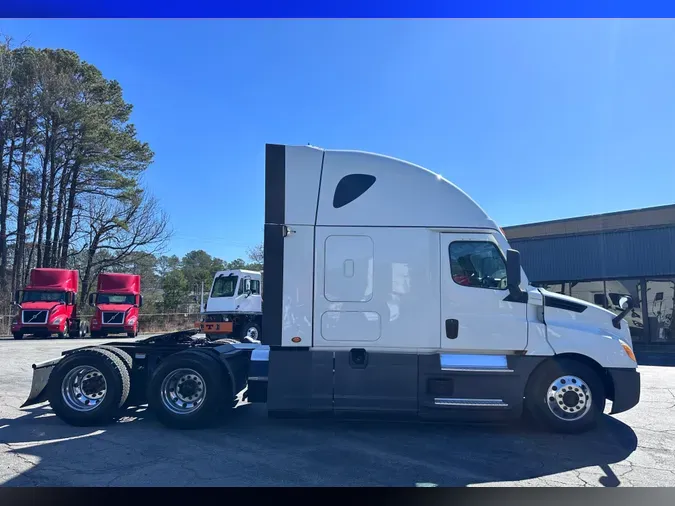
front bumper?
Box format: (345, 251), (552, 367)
(13, 324), (64, 335)
(200, 321), (234, 334)
(607, 367), (641, 414)
(92, 325), (135, 334)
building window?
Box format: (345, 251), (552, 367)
(536, 283), (569, 295)
(646, 279), (675, 342)
(569, 281), (606, 307)
(449, 241), (507, 290)
(533, 279), (646, 342)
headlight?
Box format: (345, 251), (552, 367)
(127, 317), (137, 325)
(51, 317), (63, 325)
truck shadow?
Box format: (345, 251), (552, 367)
(0, 401), (637, 487)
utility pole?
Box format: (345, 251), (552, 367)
(200, 281), (204, 313)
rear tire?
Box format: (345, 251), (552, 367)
(524, 358), (606, 434)
(47, 348), (131, 427)
(148, 350), (232, 429)
(97, 346), (133, 373)
(69, 321), (86, 338)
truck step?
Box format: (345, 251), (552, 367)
(433, 397), (509, 408)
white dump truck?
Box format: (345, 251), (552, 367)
(22, 143), (640, 434)
(197, 269), (263, 341)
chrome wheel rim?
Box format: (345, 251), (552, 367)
(246, 326), (259, 340)
(160, 368), (207, 415)
(546, 375), (592, 421)
(61, 366), (108, 412)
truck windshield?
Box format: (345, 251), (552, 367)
(22, 291), (66, 303)
(97, 294), (136, 304)
(211, 276), (238, 298)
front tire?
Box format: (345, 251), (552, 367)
(148, 350), (233, 429)
(12, 332), (23, 340)
(47, 347), (131, 427)
(525, 358), (606, 434)
(240, 322), (260, 342)
(58, 322), (69, 339)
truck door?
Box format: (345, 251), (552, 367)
(440, 232), (528, 352)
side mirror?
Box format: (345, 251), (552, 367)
(613, 296), (636, 329)
(506, 249), (522, 288)
(139, 295), (144, 308)
(14, 290), (21, 305)
(618, 296), (634, 311)
(506, 249), (526, 302)
(88, 293), (96, 307)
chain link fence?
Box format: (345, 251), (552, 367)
(0, 313), (202, 337)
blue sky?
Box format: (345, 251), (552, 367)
(1, 20), (674, 262)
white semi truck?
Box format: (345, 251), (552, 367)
(197, 269), (263, 341)
(22, 143), (640, 434)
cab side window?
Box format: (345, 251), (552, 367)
(449, 241), (507, 290)
(250, 280), (260, 294)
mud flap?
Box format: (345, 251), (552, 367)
(21, 357), (62, 408)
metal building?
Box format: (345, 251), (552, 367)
(503, 204), (675, 346)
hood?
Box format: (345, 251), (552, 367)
(96, 304), (135, 312)
(205, 297), (238, 313)
(539, 289), (616, 316)
(20, 301), (64, 311)
(538, 288), (633, 347)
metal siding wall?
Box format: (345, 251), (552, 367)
(510, 226), (675, 282)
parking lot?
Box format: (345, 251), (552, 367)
(1, 336), (674, 487)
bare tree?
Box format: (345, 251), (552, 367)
(246, 243), (263, 264)
(78, 190), (172, 304)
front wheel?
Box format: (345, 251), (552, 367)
(12, 332), (23, 340)
(524, 358), (606, 434)
(148, 350), (233, 429)
(240, 322), (260, 342)
(58, 322), (70, 339)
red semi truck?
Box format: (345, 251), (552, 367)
(88, 273), (142, 338)
(11, 268), (87, 340)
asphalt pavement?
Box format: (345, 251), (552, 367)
(0, 336), (674, 486)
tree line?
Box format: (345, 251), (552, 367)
(0, 37), (170, 310)
(145, 246), (263, 314)
(0, 37), (265, 318)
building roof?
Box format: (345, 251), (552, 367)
(503, 204), (675, 241)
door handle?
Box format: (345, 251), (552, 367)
(445, 319), (459, 339)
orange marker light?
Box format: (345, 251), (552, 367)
(291, 337), (302, 343)
(620, 341), (636, 362)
